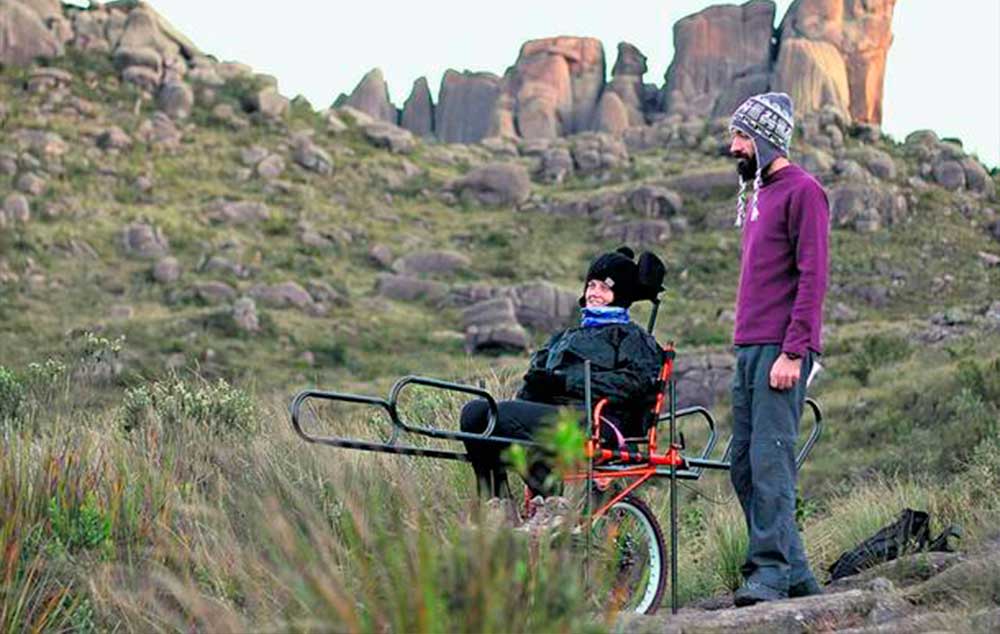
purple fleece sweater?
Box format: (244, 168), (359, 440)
(733, 164), (830, 356)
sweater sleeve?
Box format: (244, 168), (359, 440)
(782, 180), (830, 356)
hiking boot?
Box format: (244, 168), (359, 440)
(788, 576), (823, 598)
(733, 580), (787, 607)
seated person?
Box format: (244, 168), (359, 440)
(460, 247), (665, 498)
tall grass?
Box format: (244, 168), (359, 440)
(2, 345), (1000, 630)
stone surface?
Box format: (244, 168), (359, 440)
(193, 281), (237, 305)
(435, 70), (503, 144)
(462, 297), (530, 354)
(362, 121), (416, 154)
(401, 76), (434, 138)
(152, 256), (181, 283)
(779, 0), (898, 124)
(392, 250), (470, 276)
(662, 1), (775, 117)
(249, 281), (313, 309)
(772, 37), (851, 120)
(342, 68), (396, 123)
(205, 200), (271, 225)
(292, 135), (333, 174)
(607, 42), (649, 127)
(157, 80), (194, 119)
(121, 223), (169, 259)
(509, 36), (606, 139)
(601, 220), (672, 246)
(375, 273), (448, 303)
(448, 162), (531, 206)
(232, 297), (260, 333)
(0, 0), (63, 66)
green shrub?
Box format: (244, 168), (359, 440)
(120, 375), (257, 435)
(0, 365), (25, 423)
(848, 333), (912, 386)
(47, 491), (112, 553)
(957, 357), (1000, 406)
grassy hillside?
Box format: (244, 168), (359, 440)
(2, 46), (1000, 631)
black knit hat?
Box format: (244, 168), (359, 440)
(578, 246), (640, 308)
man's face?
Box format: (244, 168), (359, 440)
(729, 129), (755, 161)
(729, 129), (758, 180)
(585, 279), (614, 308)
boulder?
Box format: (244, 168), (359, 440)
(121, 223), (169, 259)
(193, 281), (237, 305)
(509, 36), (606, 139)
(448, 162), (531, 207)
(662, 1), (775, 117)
(570, 132), (629, 175)
(205, 200), (271, 225)
(292, 136), (333, 174)
(244, 87), (289, 119)
(2, 193), (30, 223)
(401, 76), (434, 138)
(249, 281), (313, 309)
(628, 185), (683, 217)
(462, 297), (529, 354)
(375, 273), (448, 303)
(0, 0), (63, 66)
(12, 129), (67, 158)
(136, 112), (182, 149)
(121, 65), (160, 93)
(932, 159), (966, 191)
(663, 167), (737, 197)
(674, 351), (736, 409)
(601, 220), (672, 246)
(157, 80), (194, 119)
(26, 67), (72, 93)
(537, 147), (574, 184)
(960, 157), (992, 195)
(15, 173), (45, 196)
(435, 70), (504, 143)
(362, 121), (416, 154)
(508, 281), (578, 332)
(392, 250), (470, 276)
(232, 297), (260, 333)
(255, 154), (285, 180)
(113, 46), (161, 72)
(368, 244), (393, 269)
(152, 256), (181, 284)
(342, 68), (397, 124)
(829, 182), (907, 230)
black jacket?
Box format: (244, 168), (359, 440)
(516, 321), (664, 431)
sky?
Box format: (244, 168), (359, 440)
(138, 0), (998, 166)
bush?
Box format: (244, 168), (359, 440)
(120, 375), (257, 435)
(848, 334), (912, 386)
(0, 365), (25, 423)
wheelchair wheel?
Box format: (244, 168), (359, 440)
(588, 494), (666, 615)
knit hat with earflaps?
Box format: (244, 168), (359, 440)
(730, 92), (795, 226)
(578, 246), (640, 309)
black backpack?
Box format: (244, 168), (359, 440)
(827, 508), (961, 581)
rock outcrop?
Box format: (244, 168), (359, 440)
(662, 0), (775, 118)
(778, 0), (898, 124)
(401, 76), (434, 138)
(0, 0), (64, 65)
(435, 70), (503, 144)
(507, 36), (606, 140)
(340, 68), (397, 124)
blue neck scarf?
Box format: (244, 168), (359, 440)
(581, 306), (630, 328)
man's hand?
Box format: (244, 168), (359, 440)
(769, 353), (802, 391)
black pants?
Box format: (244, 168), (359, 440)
(460, 399), (633, 497)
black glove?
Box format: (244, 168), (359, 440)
(523, 368), (566, 395)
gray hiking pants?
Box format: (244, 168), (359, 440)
(729, 344), (815, 591)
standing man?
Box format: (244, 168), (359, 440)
(726, 92), (830, 606)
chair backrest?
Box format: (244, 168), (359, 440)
(635, 251), (666, 332)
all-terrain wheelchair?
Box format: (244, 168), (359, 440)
(289, 254), (823, 615)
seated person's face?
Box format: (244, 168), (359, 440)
(585, 279), (614, 308)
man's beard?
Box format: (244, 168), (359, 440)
(735, 154), (758, 181)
